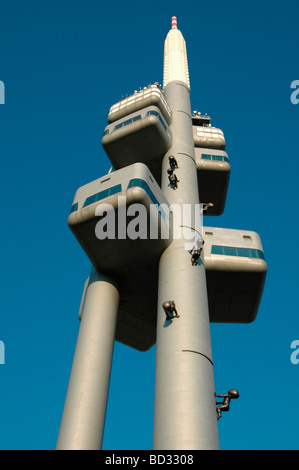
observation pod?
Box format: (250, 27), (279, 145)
(68, 163), (172, 274)
(203, 227), (267, 323)
(195, 147), (230, 215)
(191, 113), (230, 214)
(68, 163), (173, 352)
(107, 84), (172, 125)
(192, 112), (226, 150)
(102, 86), (173, 182)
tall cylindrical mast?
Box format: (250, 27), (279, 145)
(153, 17), (219, 450)
(56, 268), (119, 450)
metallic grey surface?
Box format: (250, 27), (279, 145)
(153, 81), (219, 450)
(56, 269), (119, 450)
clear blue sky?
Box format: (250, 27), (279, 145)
(0, 0), (298, 450)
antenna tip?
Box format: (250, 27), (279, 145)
(171, 16), (177, 29)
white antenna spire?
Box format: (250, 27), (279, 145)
(163, 17), (190, 90)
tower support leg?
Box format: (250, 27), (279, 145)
(56, 268), (119, 450)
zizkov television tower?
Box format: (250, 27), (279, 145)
(56, 17), (266, 451)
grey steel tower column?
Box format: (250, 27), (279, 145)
(153, 19), (219, 450)
(56, 267), (119, 450)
